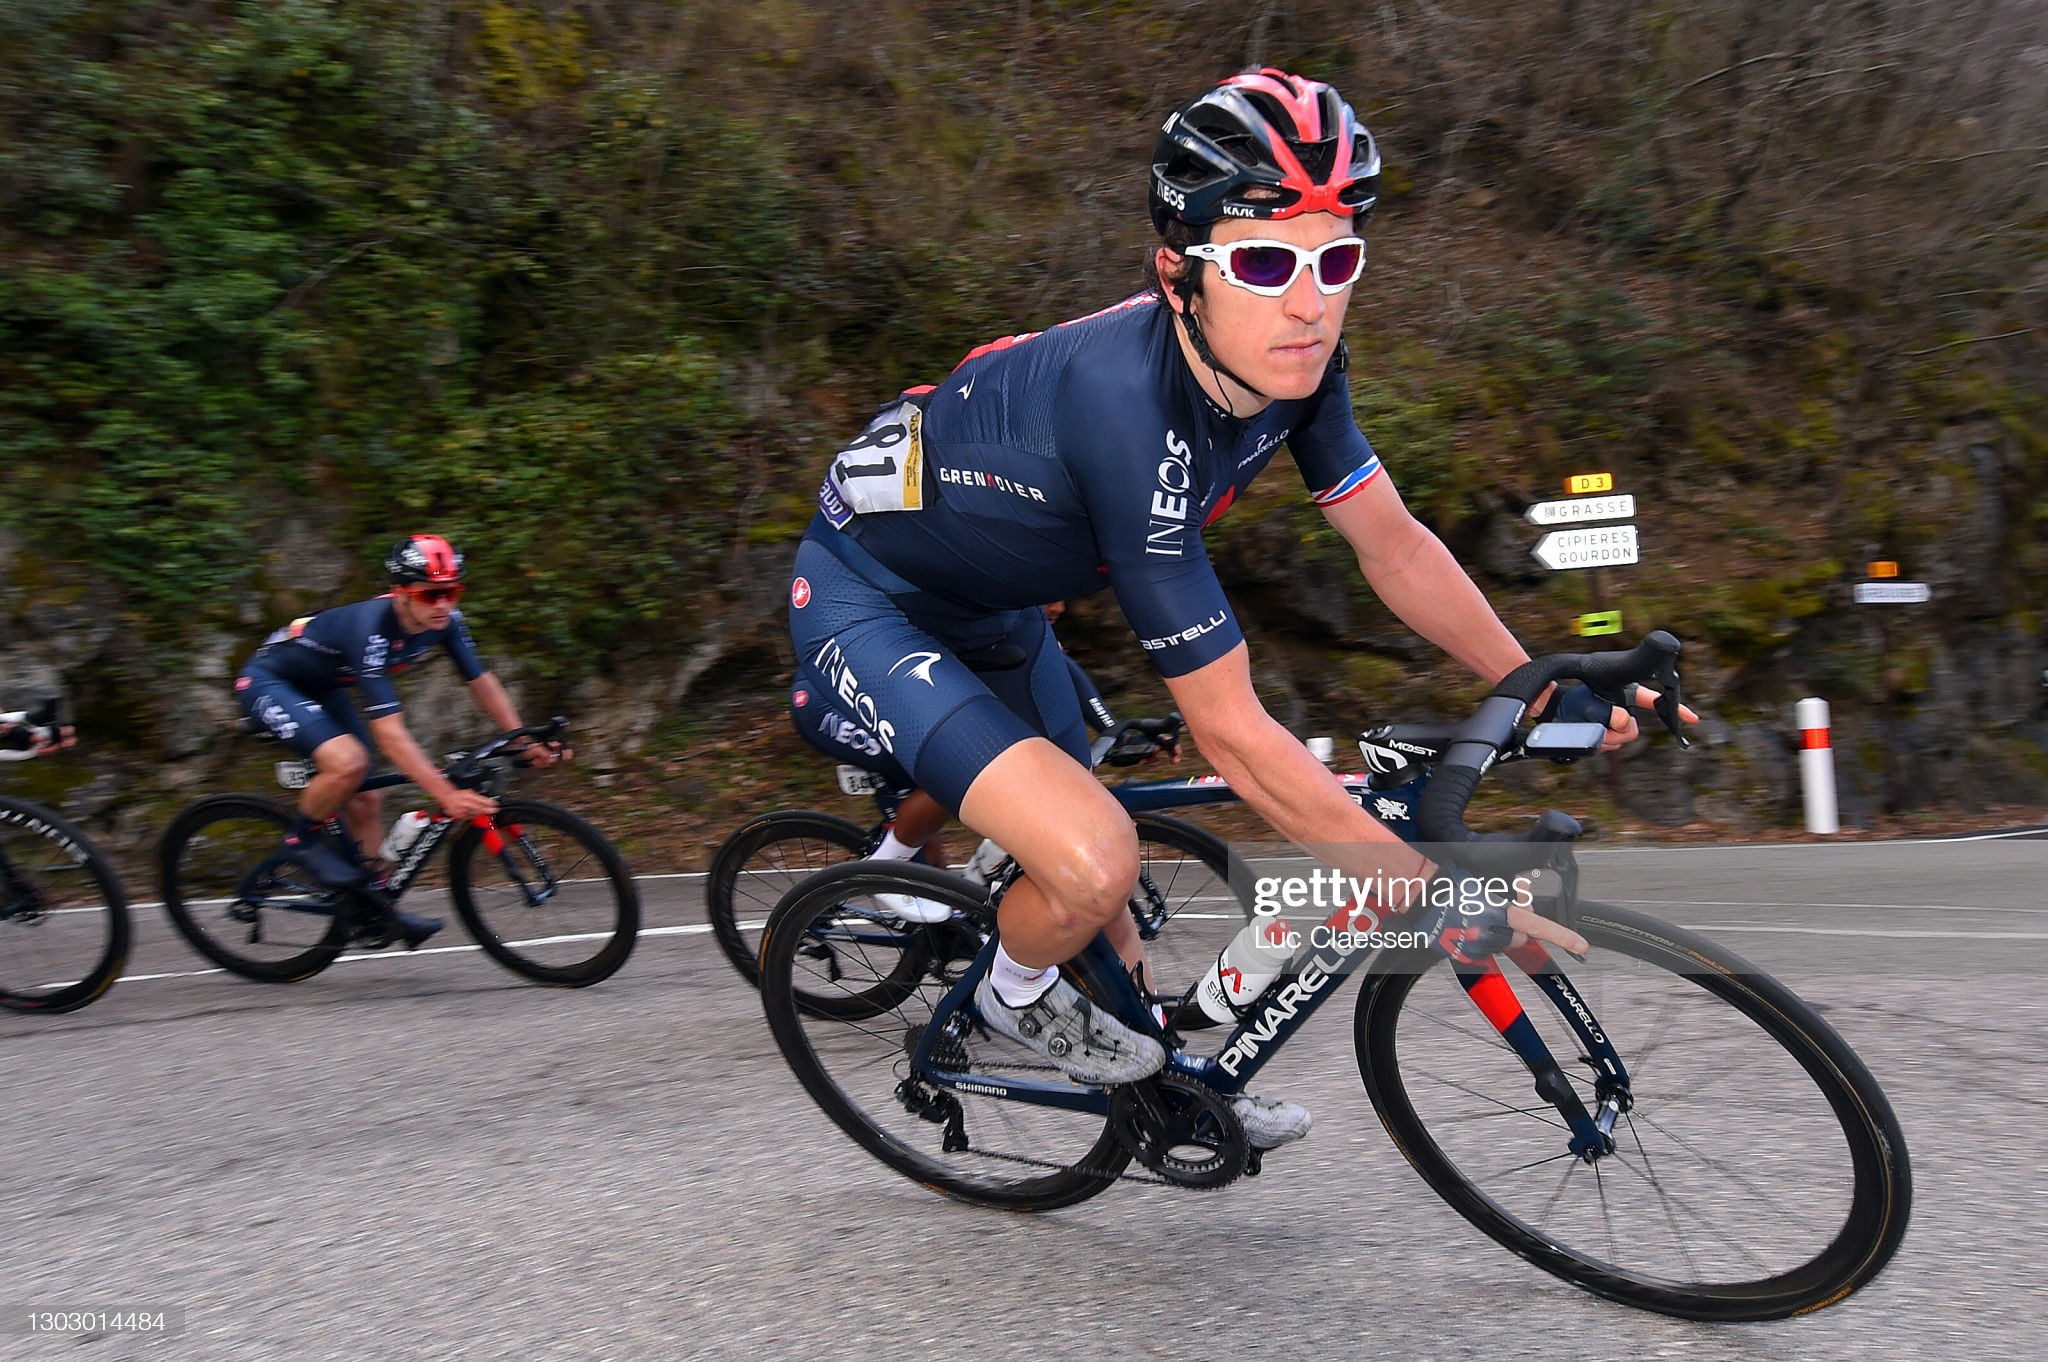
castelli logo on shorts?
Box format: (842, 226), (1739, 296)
(793, 688), (810, 708)
(791, 577), (812, 609)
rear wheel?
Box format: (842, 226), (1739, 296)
(447, 799), (639, 987)
(760, 860), (1126, 1211)
(0, 795), (131, 1013)
(1355, 901), (1911, 1320)
(158, 794), (349, 982)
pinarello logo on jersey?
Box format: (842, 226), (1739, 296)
(791, 577), (812, 609)
(793, 688), (810, 708)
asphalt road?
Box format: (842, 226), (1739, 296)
(3, 832), (2044, 1360)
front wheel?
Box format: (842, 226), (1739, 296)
(447, 799), (639, 987)
(705, 809), (872, 986)
(1355, 901), (1911, 1320)
(0, 795), (132, 1013)
(158, 794), (348, 983)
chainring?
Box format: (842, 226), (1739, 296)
(1108, 1073), (1248, 1189)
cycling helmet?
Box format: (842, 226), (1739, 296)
(385, 534), (465, 585)
(1150, 68), (1381, 235)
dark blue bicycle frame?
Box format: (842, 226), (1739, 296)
(900, 762), (1634, 1159)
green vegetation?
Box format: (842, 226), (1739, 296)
(2, 0), (2043, 753)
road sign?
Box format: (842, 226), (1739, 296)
(1571, 610), (1624, 636)
(1526, 494), (1635, 527)
(1853, 582), (1930, 604)
(1533, 524), (1639, 570)
(1565, 472), (1614, 494)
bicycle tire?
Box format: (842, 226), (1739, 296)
(158, 793), (348, 982)
(760, 860), (1128, 1211)
(1355, 899), (1911, 1320)
(447, 799), (639, 987)
(1123, 813), (1237, 1027)
(0, 794), (131, 1013)
(706, 809), (871, 986)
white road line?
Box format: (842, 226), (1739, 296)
(1680, 923), (2048, 941)
(1611, 899), (2048, 916)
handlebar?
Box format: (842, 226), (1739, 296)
(1415, 632), (1688, 870)
(446, 717), (570, 782)
(1102, 712), (1184, 767)
(0, 696), (64, 755)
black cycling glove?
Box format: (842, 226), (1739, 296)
(1417, 871), (1517, 966)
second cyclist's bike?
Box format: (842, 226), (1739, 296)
(159, 719), (638, 987)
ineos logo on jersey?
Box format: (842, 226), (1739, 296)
(790, 577), (812, 609)
(888, 651), (942, 686)
(811, 637), (898, 753)
(819, 711), (884, 758)
(1146, 429), (1195, 557)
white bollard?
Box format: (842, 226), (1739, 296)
(1795, 697), (1839, 835)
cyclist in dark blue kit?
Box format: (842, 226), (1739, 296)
(235, 535), (560, 945)
(787, 69), (1672, 1152)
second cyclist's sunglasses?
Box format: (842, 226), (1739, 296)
(400, 583), (465, 606)
(1182, 237), (1366, 297)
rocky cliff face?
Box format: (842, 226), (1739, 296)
(4, 476), (2043, 859)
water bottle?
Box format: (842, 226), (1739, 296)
(1193, 915), (1299, 1024)
(379, 810), (433, 863)
(963, 838), (1010, 885)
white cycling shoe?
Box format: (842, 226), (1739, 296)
(876, 890), (955, 924)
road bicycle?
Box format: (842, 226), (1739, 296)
(1, 700), (131, 1012)
(158, 718), (638, 987)
(756, 633), (1912, 1321)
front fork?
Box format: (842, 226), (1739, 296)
(1458, 941), (1633, 1160)
(473, 816), (550, 906)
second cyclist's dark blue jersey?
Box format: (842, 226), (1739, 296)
(245, 596), (485, 718)
(816, 293), (1383, 676)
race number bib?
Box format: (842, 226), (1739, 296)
(819, 398), (927, 529)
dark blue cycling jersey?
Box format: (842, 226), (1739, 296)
(816, 293), (1381, 678)
(244, 596), (485, 718)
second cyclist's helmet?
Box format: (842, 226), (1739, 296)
(385, 534), (465, 585)
(1150, 68), (1381, 235)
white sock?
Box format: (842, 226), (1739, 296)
(990, 944), (1059, 1008)
(872, 828), (919, 861)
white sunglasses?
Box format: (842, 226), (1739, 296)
(1181, 236), (1367, 297)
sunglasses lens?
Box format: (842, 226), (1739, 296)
(1317, 241), (1364, 287)
(1229, 244), (1301, 289)
(415, 586), (462, 605)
